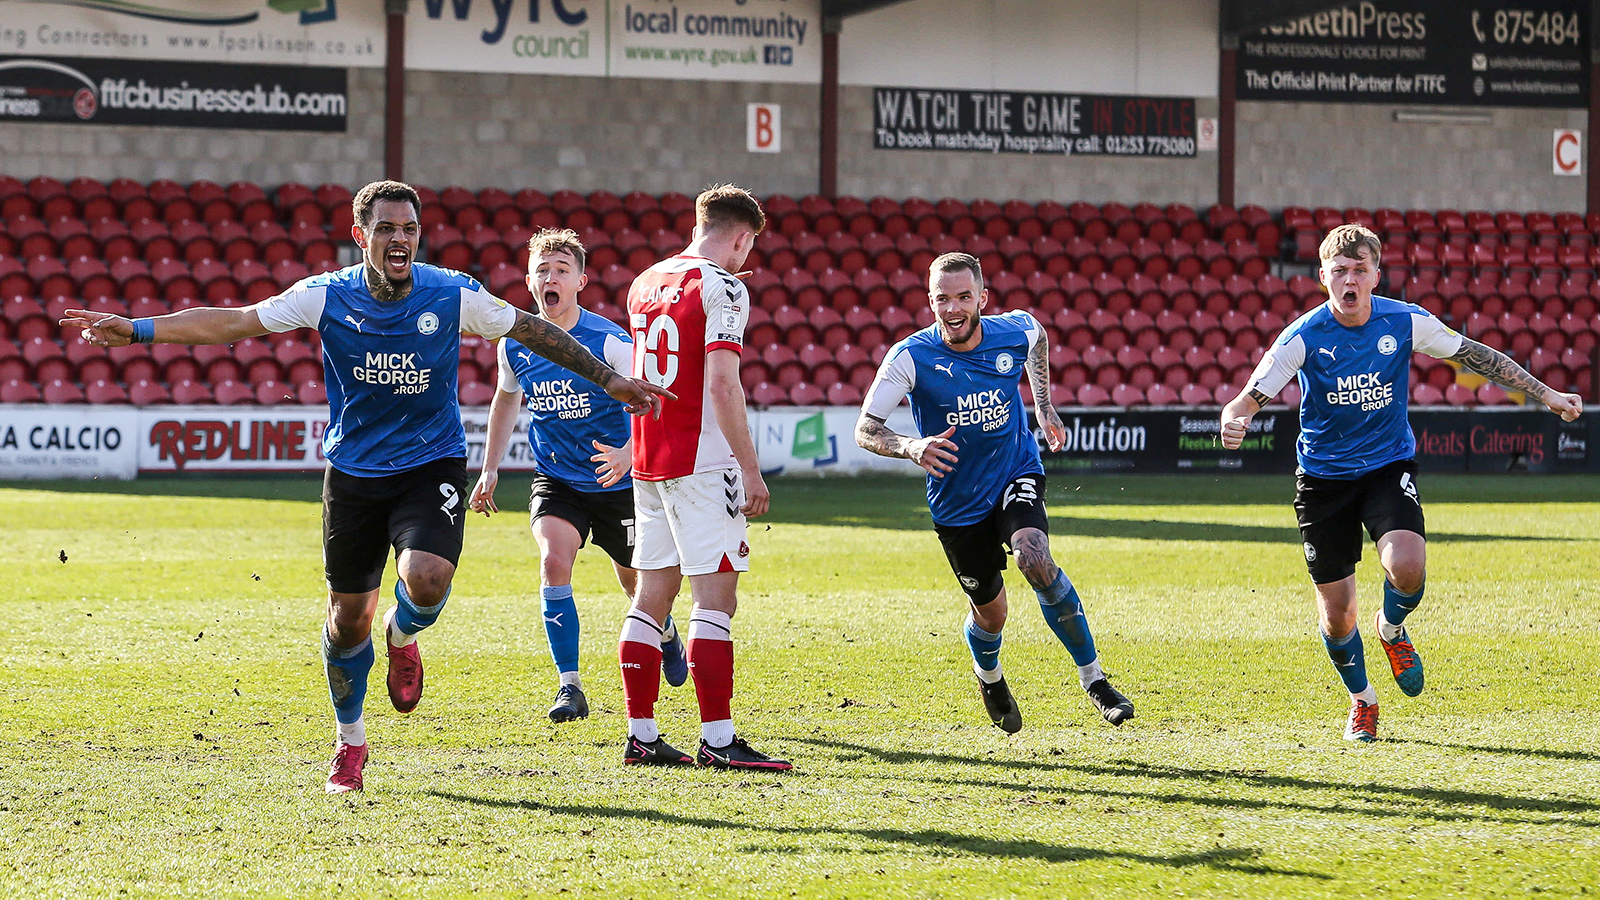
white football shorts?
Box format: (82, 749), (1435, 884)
(632, 468), (750, 576)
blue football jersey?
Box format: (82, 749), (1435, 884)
(255, 263), (517, 477)
(498, 308), (634, 492)
(1245, 296), (1462, 479)
(863, 310), (1045, 526)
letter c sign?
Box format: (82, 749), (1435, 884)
(1553, 129), (1581, 176)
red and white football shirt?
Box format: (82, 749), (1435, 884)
(626, 254), (750, 481)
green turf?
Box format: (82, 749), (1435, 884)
(2, 473), (1598, 899)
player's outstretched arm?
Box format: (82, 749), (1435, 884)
(469, 383), (522, 517)
(1219, 389), (1267, 450)
(1450, 337), (1583, 421)
(61, 307), (268, 347)
(705, 348), (768, 517)
(1024, 324), (1066, 451)
(855, 413), (959, 478)
(503, 308), (674, 417)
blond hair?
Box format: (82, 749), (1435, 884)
(1319, 224), (1382, 264)
(527, 227), (587, 271)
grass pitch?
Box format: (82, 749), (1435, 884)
(1, 473), (1598, 899)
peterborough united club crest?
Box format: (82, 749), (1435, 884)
(1377, 335), (1398, 355)
(417, 312), (440, 335)
(995, 353), (1014, 374)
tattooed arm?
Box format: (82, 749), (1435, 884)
(1025, 322), (1066, 451)
(1451, 337), (1583, 421)
(855, 413), (959, 478)
(503, 308), (674, 415)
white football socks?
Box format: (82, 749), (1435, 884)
(628, 718), (659, 742)
(1077, 659), (1106, 691)
(385, 607), (417, 648)
(559, 671), (582, 688)
(1376, 612), (1404, 643)
(973, 661), (1004, 684)
(701, 719), (735, 749)
(337, 718), (366, 747)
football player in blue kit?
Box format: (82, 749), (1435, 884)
(1221, 224), (1581, 742)
(62, 181), (671, 793)
(469, 229), (687, 723)
(855, 252), (1135, 733)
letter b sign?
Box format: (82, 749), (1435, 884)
(747, 103), (780, 153)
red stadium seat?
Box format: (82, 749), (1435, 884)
(0, 378), (41, 402)
(127, 379), (172, 405)
(458, 380), (495, 406)
(751, 382), (787, 406)
(1110, 384), (1145, 406)
(1476, 383), (1516, 405)
(1145, 383), (1180, 405)
(1075, 384), (1112, 406)
(297, 381), (328, 405)
(41, 379), (86, 403)
(214, 380), (255, 405)
(171, 379), (214, 405)
(85, 379), (129, 404)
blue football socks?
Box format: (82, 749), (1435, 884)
(1322, 627), (1371, 695)
(322, 626), (373, 727)
(393, 579), (449, 636)
(541, 584), (580, 679)
(965, 613), (1003, 682)
(1382, 580), (1424, 628)
(1036, 570), (1098, 667)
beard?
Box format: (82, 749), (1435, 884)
(365, 259), (411, 302)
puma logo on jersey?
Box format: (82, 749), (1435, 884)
(345, 315), (365, 333)
(1318, 347), (1337, 361)
(934, 363), (955, 377)
(517, 350), (531, 364)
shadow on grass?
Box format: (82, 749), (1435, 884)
(427, 790), (1328, 879)
(788, 738), (1600, 828)
(1391, 737), (1600, 763)
(2, 475), (325, 504)
(1046, 516), (1579, 544)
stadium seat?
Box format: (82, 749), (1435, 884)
(297, 381), (327, 405)
(458, 380), (495, 406)
(127, 379), (172, 405)
(214, 380), (255, 405)
(1476, 383), (1516, 405)
(41, 379), (85, 403)
(1145, 383), (1180, 405)
(84, 379), (128, 403)
(0, 378), (41, 402)
(751, 382), (787, 406)
(1076, 384), (1112, 406)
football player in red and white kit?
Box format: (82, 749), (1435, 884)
(616, 185), (790, 771)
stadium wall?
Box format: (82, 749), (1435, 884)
(834, 0), (1219, 204)
(399, 72), (820, 197)
(2, 69), (389, 189)
(1236, 102), (1589, 213)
